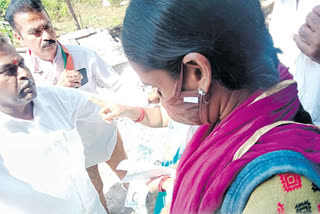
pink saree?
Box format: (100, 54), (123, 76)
(170, 65), (320, 213)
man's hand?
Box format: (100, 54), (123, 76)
(57, 69), (83, 88)
(294, 5), (320, 64)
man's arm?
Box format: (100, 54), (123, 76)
(55, 86), (119, 168)
(91, 52), (122, 92)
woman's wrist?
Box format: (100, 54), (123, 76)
(162, 177), (173, 191)
(158, 176), (172, 192)
(125, 107), (141, 121)
(133, 107), (145, 122)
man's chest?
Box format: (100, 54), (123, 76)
(0, 118), (85, 197)
(32, 61), (95, 92)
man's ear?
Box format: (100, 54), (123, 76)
(182, 52), (212, 93)
(13, 32), (22, 41)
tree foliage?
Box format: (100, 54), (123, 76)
(0, 0), (12, 42)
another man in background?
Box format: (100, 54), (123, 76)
(269, 0), (320, 125)
(6, 0), (121, 92)
(0, 33), (115, 213)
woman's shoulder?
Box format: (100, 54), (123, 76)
(220, 150), (320, 214)
(243, 173), (320, 214)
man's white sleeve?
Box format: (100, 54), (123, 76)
(67, 88), (118, 168)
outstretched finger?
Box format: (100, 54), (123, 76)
(99, 106), (111, 116)
(89, 96), (107, 107)
(101, 115), (113, 124)
(102, 113), (118, 122)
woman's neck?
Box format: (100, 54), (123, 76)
(208, 83), (253, 123)
(219, 88), (253, 120)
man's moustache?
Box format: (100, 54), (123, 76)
(41, 40), (56, 48)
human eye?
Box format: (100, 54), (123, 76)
(30, 29), (41, 37)
(0, 65), (17, 76)
(156, 89), (163, 98)
(44, 22), (53, 31)
(44, 24), (50, 30)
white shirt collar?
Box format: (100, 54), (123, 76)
(33, 43), (62, 66)
(30, 44), (65, 84)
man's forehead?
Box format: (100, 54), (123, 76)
(14, 11), (50, 31)
(0, 45), (20, 63)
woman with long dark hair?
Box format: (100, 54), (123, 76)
(121, 0), (320, 213)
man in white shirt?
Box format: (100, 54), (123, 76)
(6, 0), (121, 92)
(5, 0), (129, 210)
(269, 0), (320, 125)
(0, 33), (116, 213)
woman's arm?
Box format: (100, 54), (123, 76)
(89, 97), (170, 128)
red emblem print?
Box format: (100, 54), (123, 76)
(277, 202), (285, 214)
(279, 173), (302, 192)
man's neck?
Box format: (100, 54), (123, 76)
(36, 45), (58, 63)
(0, 102), (34, 120)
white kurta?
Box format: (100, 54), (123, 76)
(26, 43), (149, 106)
(269, 0), (320, 125)
(26, 44), (121, 93)
(0, 86), (118, 214)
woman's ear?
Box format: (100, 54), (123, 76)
(182, 52), (212, 93)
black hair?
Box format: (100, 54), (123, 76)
(0, 33), (9, 46)
(122, 0), (281, 90)
(293, 104), (313, 124)
(5, 0), (46, 31)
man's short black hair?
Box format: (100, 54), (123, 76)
(0, 33), (9, 46)
(5, 0), (47, 31)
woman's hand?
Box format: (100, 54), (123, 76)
(146, 175), (173, 193)
(98, 103), (133, 123)
(89, 97), (141, 123)
(160, 202), (171, 214)
(146, 176), (163, 193)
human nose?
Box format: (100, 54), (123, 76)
(42, 30), (52, 41)
(17, 67), (32, 81)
